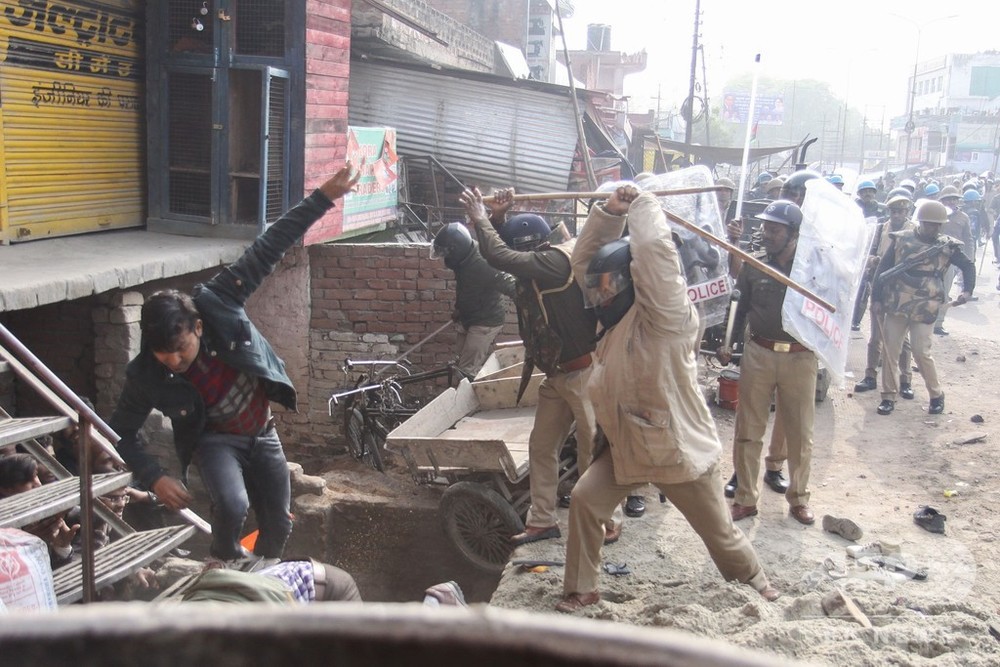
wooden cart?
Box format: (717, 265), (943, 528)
(385, 346), (576, 572)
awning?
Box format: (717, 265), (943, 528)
(644, 137), (801, 166)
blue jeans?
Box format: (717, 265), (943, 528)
(195, 428), (292, 559)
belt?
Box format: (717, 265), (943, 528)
(555, 353), (592, 374)
(751, 334), (809, 353)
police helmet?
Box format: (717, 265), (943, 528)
(922, 183), (940, 197)
(937, 185), (961, 201)
(886, 187), (913, 201)
(856, 180), (877, 192)
(715, 177), (736, 191)
(499, 214), (551, 251)
(963, 189), (982, 202)
(900, 178), (917, 193)
(827, 174), (845, 185)
(431, 222), (473, 262)
(583, 237), (634, 331)
(886, 193), (913, 209)
(915, 200), (948, 224)
(755, 199), (803, 230)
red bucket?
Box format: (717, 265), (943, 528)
(716, 369), (740, 410)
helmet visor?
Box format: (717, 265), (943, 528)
(547, 221), (571, 246)
(583, 268), (630, 309)
(429, 243), (449, 260)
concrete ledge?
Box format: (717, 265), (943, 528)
(0, 231), (249, 312)
(0, 602), (799, 666)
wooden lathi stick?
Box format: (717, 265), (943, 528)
(662, 209), (837, 314)
(501, 185), (727, 202)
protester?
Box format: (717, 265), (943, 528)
(109, 164), (361, 561)
(556, 184), (778, 613)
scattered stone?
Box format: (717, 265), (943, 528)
(954, 433), (987, 445)
(971, 414), (985, 423)
(956, 355), (966, 362)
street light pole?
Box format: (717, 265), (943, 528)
(896, 13), (958, 173)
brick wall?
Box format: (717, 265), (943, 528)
(302, 0), (352, 246)
(296, 242), (517, 468)
(0, 298), (97, 417)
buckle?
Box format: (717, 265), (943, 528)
(773, 342), (791, 353)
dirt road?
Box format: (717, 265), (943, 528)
(489, 250), (1000, 666)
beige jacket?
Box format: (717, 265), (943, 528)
(571, 193), (722, 486)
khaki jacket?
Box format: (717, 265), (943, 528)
(571, 194), (722, 485)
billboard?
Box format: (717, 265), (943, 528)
(721, 92), (784, 126)
(343, 126), (399, 235)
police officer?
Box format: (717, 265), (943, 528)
(719, 200), (818, 526)
(458, 187), (623, 546)
(932, 187), (974, 336)
(431, 223), (516, 377)
(854, 180), (885, 220)
(871, 200), (976, 416)
(853, 192), (916, 396)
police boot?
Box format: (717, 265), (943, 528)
(899, 382), (915, 400)
(724, 473), (737, 499)
(877, 399), (895, 416)
(928, 394), (945, 415)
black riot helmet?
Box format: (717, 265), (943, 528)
(583, 237), (634, 331)
(756, 199), (803, 231)
(431, 222), (474, 268)
(780, 170), (821, 206)
(500, 214), (551, 251)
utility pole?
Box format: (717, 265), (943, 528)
(683, 0), (700, 159)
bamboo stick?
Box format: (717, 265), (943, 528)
(499, 185), (727, 202)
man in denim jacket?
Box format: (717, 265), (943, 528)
(110, 165), (359, 560)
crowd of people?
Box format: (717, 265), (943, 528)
(3, 159), (993, 612)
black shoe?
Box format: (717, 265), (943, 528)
(899, 382), (915, 400)
(558, 494), (571, 509)
(724, 473), (737, 499)
(933, 326), (949, 336)
(851, 323), (861, 332)
(763, 469), (789, 494)
(928, 395), (945, 415)
(877, 399), (895, 415)
(624, 495), (646, 518)
(913, 505), (946, 534)
(853, 376), (877, 392)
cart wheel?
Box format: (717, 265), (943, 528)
(440, 482), (524, 573)
(344, 406), (384, 472)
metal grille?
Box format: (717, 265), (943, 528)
(168, 72), (213, 218)
(168, 0), (215, 54)
(266, 76), (288, 224)
(235, 0), (285, 57)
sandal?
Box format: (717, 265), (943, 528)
(555, 591), (600, 613)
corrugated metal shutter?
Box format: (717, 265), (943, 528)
(348, 61), (578, 193)
(0, 1), (144, 243)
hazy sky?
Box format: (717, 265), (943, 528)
(561, 0), (1000, 128)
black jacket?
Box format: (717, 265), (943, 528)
(109, 190), (334, 487)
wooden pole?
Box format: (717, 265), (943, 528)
(661, 208), (837, 313)
(554, 3), (597, 190)
(498, 185), (728, 202)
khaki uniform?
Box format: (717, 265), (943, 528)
(564, 194), (769, 596)
(473, 216), (602, 530)
(731, 252), (816, 509)
(864, 219), (915, 381)
(874, 229), (975, 400)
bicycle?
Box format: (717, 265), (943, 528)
(329, 359), (461, 472)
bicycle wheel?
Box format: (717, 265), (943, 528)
(344, 405), (384, 472)
(440, 482), (524, 572)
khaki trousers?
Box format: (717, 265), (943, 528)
(454, 323), (503, 377)
(933, 266), (958, 329)
(525, 368), (596, 529)
(563, 450), (768, 595)
(865, 307), (912, 383)
(733, 341), (817, 508)
(880, 314), (941, 400)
